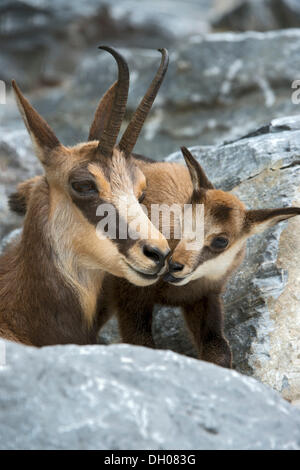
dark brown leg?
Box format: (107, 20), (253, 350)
(96, 298), (114, 333)
(182, 294), (232, 368)
(116, 302), (155, 348)
(106, 278), (155, 348)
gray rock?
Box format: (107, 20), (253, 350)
(0, 340), (300, 450)
(3, 29), (300, 159)
(0, 0), (216, 91)
(278, 0), (300, 27)
(0, 228), (21, 255)
(213, 0), (300, 32)
(3, 0), (300, 96)
(158, 30), (300, 152)
(7, 29), (300, 158)
(0, 127), (42, 240)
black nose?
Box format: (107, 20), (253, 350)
(143, 245), (168, 270)
(168, 258), (184, 273)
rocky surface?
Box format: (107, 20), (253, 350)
(214, 0), (300, 32)
(0, 340), (299, 450)
(0, 0), (229, 91)
(259, 189), (300, 403)
(2, 28), (300, 160)
(3, 0), (299, 94)
(0, 128), (42, 240)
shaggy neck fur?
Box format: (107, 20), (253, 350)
(0, 179), (103, 346)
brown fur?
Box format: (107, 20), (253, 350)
(0, 178), (103, 345)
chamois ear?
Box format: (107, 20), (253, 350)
(8, 176), (42, 215)
(12, 80), (61, 165)
(245, 207), (300, 235)
(88, 81), (118, 141)
(181, 147), (214, 191)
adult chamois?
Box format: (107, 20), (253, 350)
(0, 46), (170, 346)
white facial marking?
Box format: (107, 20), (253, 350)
(189, 238), (246, 282)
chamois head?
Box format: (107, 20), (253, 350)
(165, 147), (300, 286)
(11, 46), (170, 286)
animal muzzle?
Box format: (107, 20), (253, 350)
(163, 256), (185, 283)
(142, 244), (169, 272)
(126, 243), (170, 283)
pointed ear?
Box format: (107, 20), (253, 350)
(245, 207), (300, 235)
(12, 80), (61, 164)
(8, 176), (43, 215)
(88, 81), (118, 141)
(181, 146), (214, 191)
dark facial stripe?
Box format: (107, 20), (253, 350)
(71, 193), (137, 255)
(192, 243), (245, 278)
(112, 209), (137, 255)
(194, 245), (220, 270)
(211, 204), (232, 222)
(69, 159), (145, 255)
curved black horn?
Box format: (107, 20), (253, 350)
(96, 46), (129, 157)
(118, 48), (169, 157)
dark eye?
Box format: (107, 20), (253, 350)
(211, 236), (229, 250)
(71, 181), (98, 195)
(138, 192), (145, 203)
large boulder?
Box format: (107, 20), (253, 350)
(0, 340), (299, 450)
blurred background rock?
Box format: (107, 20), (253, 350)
(0, 0), (300, 404)
(2, 0), (300, 156)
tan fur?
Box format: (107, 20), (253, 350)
(48, 187), (105, 325)
(88, 162), (112, 198)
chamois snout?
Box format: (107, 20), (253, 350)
(168, 258), (184, 273)
(164, 257), (185, 283)
(121, 231), (170, 286)
(142, 244), (169, 271)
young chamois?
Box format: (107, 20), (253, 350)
(0, 46), (170, 346)
(96, 147), (300, 368)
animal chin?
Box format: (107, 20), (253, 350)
(163, 272), (187, 285)
(126, 262), (159, 281)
